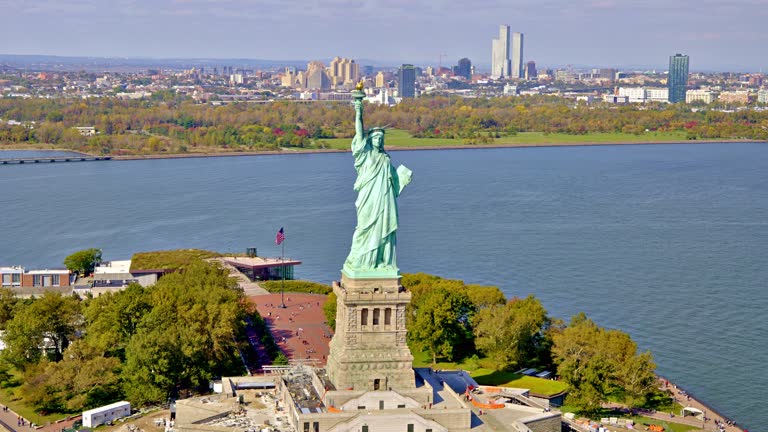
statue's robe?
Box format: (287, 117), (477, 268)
(343, 132), (403, 272)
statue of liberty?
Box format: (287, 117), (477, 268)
(343, 82), (412, 278)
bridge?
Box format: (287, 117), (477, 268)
(0, 155), (111, 164)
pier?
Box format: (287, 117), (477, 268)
(0, 155), (111, 164)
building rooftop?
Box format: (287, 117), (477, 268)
(95, 260), (132, 274)
(224, 256), (301, 269)
(25, 269), (70, 275)
(283, 366), (326, 412)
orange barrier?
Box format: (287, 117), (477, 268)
(328, 406), (342, 413)
(470, 399), (505, 410)
(649, 425), (664, 432)
(484, 387), (502, 393)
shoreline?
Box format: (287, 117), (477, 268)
(112, 139), (767, 161)
(1, 139), (764, 162)
(656, 375), (746, 432)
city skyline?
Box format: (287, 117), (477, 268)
(0, 0), (767, 72)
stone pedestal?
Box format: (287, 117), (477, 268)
(326, 273), (416, 391)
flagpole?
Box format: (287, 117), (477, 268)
(279, 235), (287, 308)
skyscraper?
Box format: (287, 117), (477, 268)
(511, 32), (524, 79)
(398, 64), (416, 98)
(668, 54), (689, 103)
(524, 61), (537, 80)
(455, 58), (472, 79)
(491, 25), (511, 79)
(492, 26), (524, 79)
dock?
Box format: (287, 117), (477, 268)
(0, 156), (111, 164)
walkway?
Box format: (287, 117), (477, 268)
(210, 258), (269, 296)
(248, 293), (333, 366)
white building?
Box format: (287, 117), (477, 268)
(603, 94), (629, 104)
(759, 89), (768, 103)
(73, 126), (96, 136)
(618, 87), (646, 103)
(646, 88), (669, 103)
(491, 25), (524, 80)
(94, 260), (132, 274)
(686, 89), (717, 104)
(503, 84), (518, 95)
(617, 87), (668, 103)
(491, 25), (511, 79)
(511, 32), (524, 79)
(83, 401), (131, 428)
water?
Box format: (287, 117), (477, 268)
(1, 143), (766, 430)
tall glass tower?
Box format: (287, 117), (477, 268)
(398, 64), (416, 98)
(668, 54), (689, 103)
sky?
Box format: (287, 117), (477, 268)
(1, 0), (767, 72)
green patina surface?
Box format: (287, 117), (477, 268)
(342, 91), (412, 276)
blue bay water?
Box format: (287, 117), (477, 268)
(1, 143), (766, 430)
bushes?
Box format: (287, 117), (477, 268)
(260, 280), (332, 295)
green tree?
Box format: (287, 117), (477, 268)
(551, 313), (657, 412)
(0, 287), (19, 330)
(473, 296), (551, 371)
(120, 261), (245, 404)
(19, 340), (122, 412)
(323, 291), (337, 330)
(551, 313), (610, 414)
(3, 292), (82, 366)
(408, 287), (474, 364)
(63, 248), (102, 276)
(83, 283), (151, 357)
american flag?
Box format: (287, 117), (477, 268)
(275, 227), (285, 245)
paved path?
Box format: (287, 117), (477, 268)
(210, 258), (269, 296)
(249, 293), (333, 366)
(598, 377), (746, 432)
(0, 403), (81, 432)
(658, 378), (745, 432)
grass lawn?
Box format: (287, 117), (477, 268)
(411, 350), (464, 370)
(316, 129), (466, 150)
(260, 280), (332, 294)
(470, 369), (568, 397)
(495, 131), (689, 145)
(0, 371), (73, 425)
(628, 415), (703, 432)
(130, 249), (223, 271)
(411, 351), (567, 397)
(315, 129), (691, 150)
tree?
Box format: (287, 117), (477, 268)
(473, 296), (551, 371)
(408, 287), (474, 364)
(323, 292), (337, 330)
(3, 292), (82, 366)
(19, 341), (122, 412)
(120, 261), (246, 404)
(551, 313), (610, 414)
(83, 283), (151, 357)
(552, 313), (657, 413)
(63, 248), (102, 276)
(0, 287), (19, 330)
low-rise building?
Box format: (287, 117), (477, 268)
(686, 89), (717, 104)
(603, 94), (629, 104)
(758, 88), (768, 104)
(1, 266), (71, 289)
(83, 401), (131, 428)
(1, 266), (72, 297)
(618, 87), (668, 103)
(74, 126), (96, 136)
(718, 90), (749, 104)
